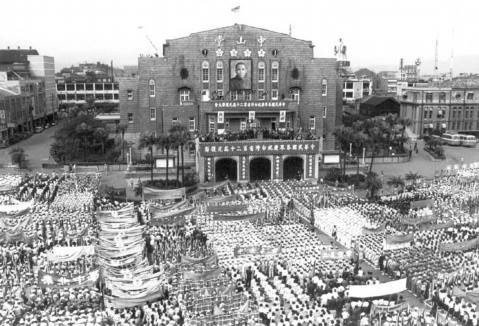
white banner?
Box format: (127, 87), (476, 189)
(348, 278), (407, 298)
(248, 111), (255, 121)
(279, 110), (286, 123)
(47, 246), (95, 263)
(217, 111), (224, 124)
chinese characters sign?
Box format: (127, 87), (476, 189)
(199, 140), (320, 157)
(214, 101), (287, 109)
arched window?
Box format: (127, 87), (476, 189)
(216, 61), (223, 82)
(271, 61), (279, 82)
(179, 88), (191, 104)
(149, 79), (155, 97)
(290, 87), (301, 101)
(202, 61), (209, 83)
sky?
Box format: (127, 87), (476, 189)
(2, 0), (479, 74)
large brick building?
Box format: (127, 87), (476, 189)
(120, 24), (343, 182)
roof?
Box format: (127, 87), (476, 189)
(0, 49), (39, 64)
(360, 95), (399, 106)
(438, 78), (479, 89)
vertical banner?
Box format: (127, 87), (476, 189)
(279, 110), (286, 122)
(205, 157), (214, 182)
(248, 111), (255, 122)
(217, 111), (224, 123)
(307, 155), (315, 178)
(273, 155), (283, 180)
(239, 156), (249, 181)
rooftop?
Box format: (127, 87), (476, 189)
(0, 49), (39, 65)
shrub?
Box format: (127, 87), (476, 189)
(324, 167), (342, 182)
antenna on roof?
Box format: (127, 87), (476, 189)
(138, 26), (159, 57)
(289, 24), (292, 37)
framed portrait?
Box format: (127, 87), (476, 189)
(229, 59), (252, 91)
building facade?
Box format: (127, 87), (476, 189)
(342, 78), (372, 103)
(400, 80), (479, 137)
(56, 80), (119, 105)
(120, 24), (343, 182)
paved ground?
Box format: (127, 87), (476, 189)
(0, 126), (58, 168)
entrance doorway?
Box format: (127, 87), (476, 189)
(249, 157), (271, 181)
(283, 156), (304, 180)
(215, 158), (237, 182)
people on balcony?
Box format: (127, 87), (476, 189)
(199, 128), (316, 142)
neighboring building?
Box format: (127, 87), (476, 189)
(0, 48), (58, 143)
(0, 88), (32, 145)
(401, 64), (419, 82)
(400, 79), (479, 137)
(359, 96), (400, 117)
(343, 78), (372, 103)
(56, 79), (119, 105)
(120, 24), (343, 182)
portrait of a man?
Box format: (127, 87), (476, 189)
(230, 59), (251, 91)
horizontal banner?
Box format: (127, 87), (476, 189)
(0, 231), (35, 244)
(38, 269), (99, 289)
(362, 223), (386, 234)
(151, 206), (195, 221)
(149, 200), (187, 214)
(181, 254), (218, 267)
(213, 212), (265, 221)
(400, 215), (436, 226)
(234, 245), (282, 257)
(143, 187), (185, 200)
(370, 302), (409, 316)
(348, 278), (407, 298)
(206, 204), (248, 213)
(206, 194), (239, 204)
(46, 246), (95, 263)
(0, 200), (34, 214)
(104, 292), (164, 309)
(418, 221), (454, 231)
(183, 268), (221, 281)
(410, 199), (433, 210)
(384, 234), (414, 250)
(440, 237), (479, 252)
(198, 180), (229, 190)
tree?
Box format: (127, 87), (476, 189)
(365, 171), (382, 199)
(333, 126), (355, 179)
(117, 123), (128, 163)
(139, 132), (157, 182)
(169, 124), (190, 184)
(159, 135), (173, 184)
(405, 171), (422, 188)
(387, 176), (405, 193)
(93, 127), (107, 154)
(9, 147), (27, 168)
(75, 122), (92, 162)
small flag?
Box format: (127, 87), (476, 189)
(231, 6), (240, 13)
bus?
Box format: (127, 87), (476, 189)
(441, 133), (461, 146)
(460, 134), (477, 147)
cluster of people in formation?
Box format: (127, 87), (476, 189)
(3, 167), (479, 325)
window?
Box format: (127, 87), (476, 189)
(231, 91), (238, 101)
(452, 108), (456, 119)
(77, 94), (85, 101)
(216, 62), (223, 82)
(240, 120), (247, 130)
(179, 89), (190, 103)
(171, 117), (179, 126)
(413, 92), (419, 102)
(66, 84), (75, 91)
(150, 107), (156, 120)
(95, 83), (104, 91)
(209, 116), (215, 132)
(428, 109), (432, 119)
(127, 90), (133, 101)
(290, 88), (300, 101)
(439, 92), (446, 102)
(114, 94), (119, 100)
(437, 109), (444, 119)
(424, 109), (428, 119)
(363, 82), (370, 89)
(202, 61), (209, 83)
(467, 93), (474, 100)
(345, 92), (353, 99)
(188, 117), (195, 132)
(149, 79), (155, 97)
(57, 84), (65, 91)
(345, 82), (353, 89)
(458, 110), (461, 119)
(258, 62), (265, 82)
(271, 61), (279, 82)
(322, 106), (327, 118)
(309, 116), (316, 130)
(127, 113), (133, 123)
(425, 93), (433, 102)
(271, 89), (278, 100)
(57, 94), (66, 100)
(465, 110), (469, 119)
(321, 79), (327, 96)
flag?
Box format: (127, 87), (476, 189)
(231, 6), (240, 12)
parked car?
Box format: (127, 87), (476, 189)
(34, 126), (44, 133)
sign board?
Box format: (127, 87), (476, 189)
(214, 101), (287, 109)
(199, 140), (320, 157)
(323, 154), (340, 164)
(155, 158), (175, 168)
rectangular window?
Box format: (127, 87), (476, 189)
(180, 89), (190, 102)
(424, 109), (428, 119)
(209, 116), (215, 132)
(321, 79), (327, 96)
(309, 116), (316, 130)
(202, 68), (209, 82)
(231, 91), (238, 101)
(272, 68), (278, 82)
(323, 106), (327, 118)
(188, 117), (195, 132)
(425, 93), (433, 102)
(429, 110), (433, 119)
(57, 84), (65, 91)
(216, 68), (223, 82)
(150, 107), (156, 121)
(127, 90), (133, 101)
(345, 82), (353, 89)
(149, 84), (155, 97)
(467, 93), (474, 100)
(127, 113), (133, 123)
(271, 89), (278, 100)
(458, 110), (461, 119)
(258, 68), (265, 82)
(114, 94), (119, 100)
(245, 91), (252, 101)
(172, 117), (179, 126)
(439, 92), (446, 102)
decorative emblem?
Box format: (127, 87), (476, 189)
(258, 49), (265, 57)
(42, 275), (54, 285)
(215, 48), (224, 57)
(215, 35), (224, 47)
(230, 48), (238, 57)
(257, 36), (266, 47)
(237, 36), (246, 45)
(244, 49), (252, 57)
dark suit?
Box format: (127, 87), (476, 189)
(230, 75), (246, 91)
